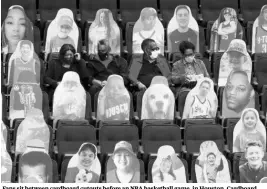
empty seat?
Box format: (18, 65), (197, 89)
(1, 0), (36, 23)
(142, 124), (182, 154)
(254, 53), (267, 92)
(99, 124), (139, 155)
(160, 0), (198, 24)
(56, 124), (96, 162)
(184, 124), (224, 154)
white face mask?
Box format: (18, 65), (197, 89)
(150, 50), (160, 59)
(185, 55), (195, 63)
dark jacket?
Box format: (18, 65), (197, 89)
(86, 55), (128, 85)
(45, 58), (89, 89)
(127, 54), (171, 87)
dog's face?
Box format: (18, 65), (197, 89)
(146, 86), (172, 119)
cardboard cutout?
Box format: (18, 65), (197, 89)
(210, 8), (243, 53)
(141, 83), (175, 120)
(45, 8), (79, 55)
(150, 76), (169, 86)
(233, 108), (266, 153)
(1, 125), (12, 183)
(1, 5), (34, 55)
(106, 141), (140, 183)
(195, 141), (231, 183)
(133, 8), (164, 54)
(183, 78), (218, 119)
(167, 5), (199, 53)
(7, 40), (41, 86)
(88, 9), (120, 55)
(152, 145), (186, 183)
(1, 122), (8, 148)
(239, 143), (267, 183)
(65, 143), (101, 183)
(18, 149), (52, 183)
(53, 71), (86, 121)
(218, 39), (252, 87)
(222, 70), (255, 118)
(9, 70), (43, 123)
(97, 75), (130, 122)
(15, 108), (50, 157)
(252, 5), (267, 53)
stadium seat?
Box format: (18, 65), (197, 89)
(253, 53), (267, 92)
(225, 118), (241, 153)
(239, 0), (267, 23)
(99, 124), (139, 155)
(147, 156), (189, 183)
(119, 0), (158, 25)
(199, 0), (239, 26)
(56, 124), (96, 163)
(211, 52), (224, 86)
(159, 0), (199, 25)
(142, 123), (182, 155)
(60, 157), (71, 183)
(1, 0), (37, 23)
(184, 124), (224, 154)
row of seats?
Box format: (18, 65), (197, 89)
(2, 0), (267, 25)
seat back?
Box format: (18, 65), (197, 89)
(99, 124), (139, 154)
(226, 118), (240, 153)
(142, 124), (182, 154)
(185, 124), (224, 154)
(56, 124), (96, 157)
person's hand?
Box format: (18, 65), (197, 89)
(101, 80), (107, 87)
(92, 79), (102, 87)
(186, 75), (194, 82)
(75, 53), (81, 61)
(137, 82), (146, 90)
(88, 54), (96, 60)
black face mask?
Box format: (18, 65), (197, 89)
(64, 57), (73, 65)
(98, 52), (108, 61)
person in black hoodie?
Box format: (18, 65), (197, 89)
(45, 44), (89, 104)
(86, 39), (128, 111)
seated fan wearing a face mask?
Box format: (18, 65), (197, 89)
(127, 38), (172, 93)
(171, 41), (210, 95)
(86, 39), (129, 111)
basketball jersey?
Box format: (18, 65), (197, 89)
(255, 26), (267, 53)
(12, 58), (36, 84)
(104, 95), (130, 121)
(189, 95), (211, 118)
(219, 22), (236, 51)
